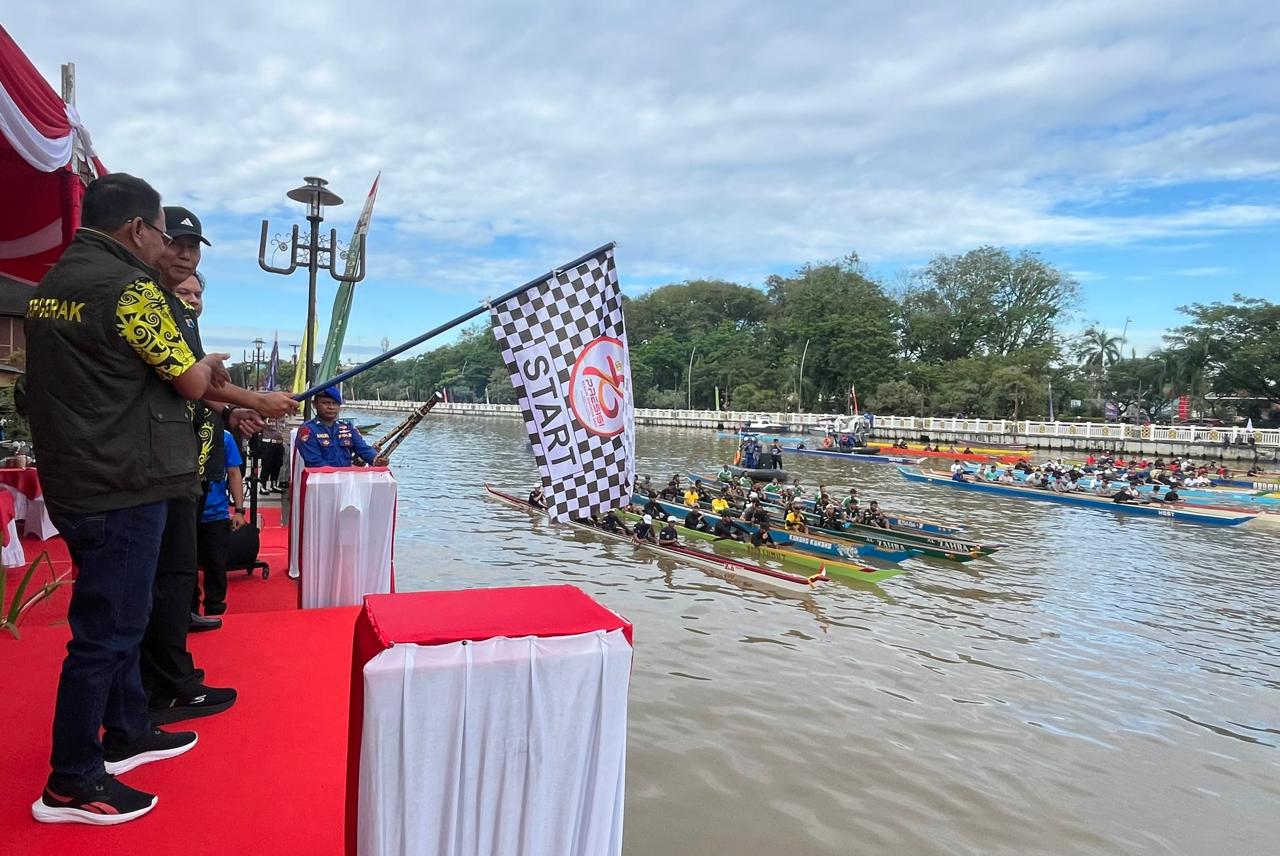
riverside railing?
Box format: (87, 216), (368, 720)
(345, 401), (1279, 449)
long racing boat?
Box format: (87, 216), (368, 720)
(638, 496), (923, 566)
(688, 471), (968, 537)
(616, 510), (903, 584)
(897, 467), (1258, 527)
(484, 485), (828, 594)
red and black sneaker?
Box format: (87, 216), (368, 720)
(32, 775), (157, 825)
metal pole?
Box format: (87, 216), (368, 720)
(797, 338), (810, 413)
(303, 211), (320, 419)
(297, 241), (616, 403)
(687, 345), (697, 409)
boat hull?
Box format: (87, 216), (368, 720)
(618, 511), (902, 584)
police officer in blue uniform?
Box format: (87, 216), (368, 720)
(296, 386), (388, 467)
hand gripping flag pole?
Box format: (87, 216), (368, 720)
(295, 242), (616, 402)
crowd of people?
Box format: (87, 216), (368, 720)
(733, 436), (784, 469)
(947, 451), (1258, 505)
(624, 472), (898, 546)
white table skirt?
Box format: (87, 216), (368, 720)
(358, 628), (632, 856)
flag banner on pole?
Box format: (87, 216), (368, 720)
(490, 247), (634, 522)
(292, 318), (319, 395)
(319, 173), (380, 382)
(265, 335), (280, 391)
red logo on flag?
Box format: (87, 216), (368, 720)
(569, 336), (628, 437)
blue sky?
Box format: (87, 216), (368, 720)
(8, 1), (1278, 366)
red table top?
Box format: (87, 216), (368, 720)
(0, 467), (42, 500)
(361, 584), (633, 648)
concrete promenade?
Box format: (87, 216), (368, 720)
(348, 400), (1279, 463)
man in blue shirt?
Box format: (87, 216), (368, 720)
(296, 386), (387, 468)
(192, 430), (246, 618)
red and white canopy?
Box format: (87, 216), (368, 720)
(0, 25), (103, 283)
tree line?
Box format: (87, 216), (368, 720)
(306, 246), (1279, 425)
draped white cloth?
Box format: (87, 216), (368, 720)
(1, 518), (24, 567)
(297, 468), (396, 609)
(0, 484), (57, 540)
(0, 82), (79, 171)
(358, 628), (632, 856)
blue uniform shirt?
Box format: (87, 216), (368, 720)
(296, 417), (379, 467)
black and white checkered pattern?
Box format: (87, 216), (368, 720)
(490, 248), (635, 522)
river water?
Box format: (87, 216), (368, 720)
(362, 412), (1279, 856)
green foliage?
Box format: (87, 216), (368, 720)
(1, 552), (71, 640)
(901, 246), (1078, 362)
(1168, 296), (1280, 405)
(316, 252), (1271, 425)
(869, 380), (923, 415)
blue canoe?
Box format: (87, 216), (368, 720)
(898, 467), (1257, 527)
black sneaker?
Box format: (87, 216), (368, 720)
(103, 727), (198, 775)
(32, 775), (157, 825)
(150, 684), (237, 725)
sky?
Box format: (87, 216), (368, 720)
(7, 1), (1279, 366)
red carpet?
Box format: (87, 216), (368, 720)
(4, 505), (295, 632)
(0, 605), (358, 855)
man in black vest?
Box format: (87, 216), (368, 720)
(25, 174), (230, 824)
(139, 207), (297, 725)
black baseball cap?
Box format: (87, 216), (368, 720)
(163, 206), (212, 246)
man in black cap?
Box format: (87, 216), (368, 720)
(26, 174), (231, 824)
(137, 206), (298, 727)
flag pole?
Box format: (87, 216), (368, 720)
(294, 241), (617, 402)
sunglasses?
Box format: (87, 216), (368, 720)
(137, 217), (173, 246)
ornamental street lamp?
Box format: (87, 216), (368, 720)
(257, 176), (366, 418)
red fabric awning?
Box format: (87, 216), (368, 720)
(0, 26), (103, 284)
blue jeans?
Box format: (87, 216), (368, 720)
(48, 501), (168, 787)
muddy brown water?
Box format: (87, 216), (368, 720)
(367, 413), (1279, 856)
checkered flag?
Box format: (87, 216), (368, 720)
(490, 246), (635, 522)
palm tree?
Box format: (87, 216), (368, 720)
(1076, 326), (1123, 373)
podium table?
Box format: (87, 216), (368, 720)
(294, 466), (397, 609)
(347, 585), (634, 856)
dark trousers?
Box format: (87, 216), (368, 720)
(140, 498), (201, 702)
(260, 442), (284, 485)
(193, 518), (231, 615)
(48, 501), (168, 787)
(771, 453), (782, 469)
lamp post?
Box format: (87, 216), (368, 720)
(687, 345), (697, 410)
(252, 337), (266, 389)
(258, 177), (366, 418)
(797, 338), (810, 413)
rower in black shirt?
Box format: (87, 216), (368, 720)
(601, 509), (628, 534)
(713, 512), (746, 542)
(684, 507), (713, 533)
(643, 492), (664, 518)
(632, 514), (658, 544)
(750, 527), (776, 547)
(658, 517), (679, 545)
(528, 485), (547, 508)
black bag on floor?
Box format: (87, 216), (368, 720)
(227, 522), (269, 579)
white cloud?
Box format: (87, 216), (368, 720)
(1172, 266), (1232, 277)
(6, 0), (1279, 297)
